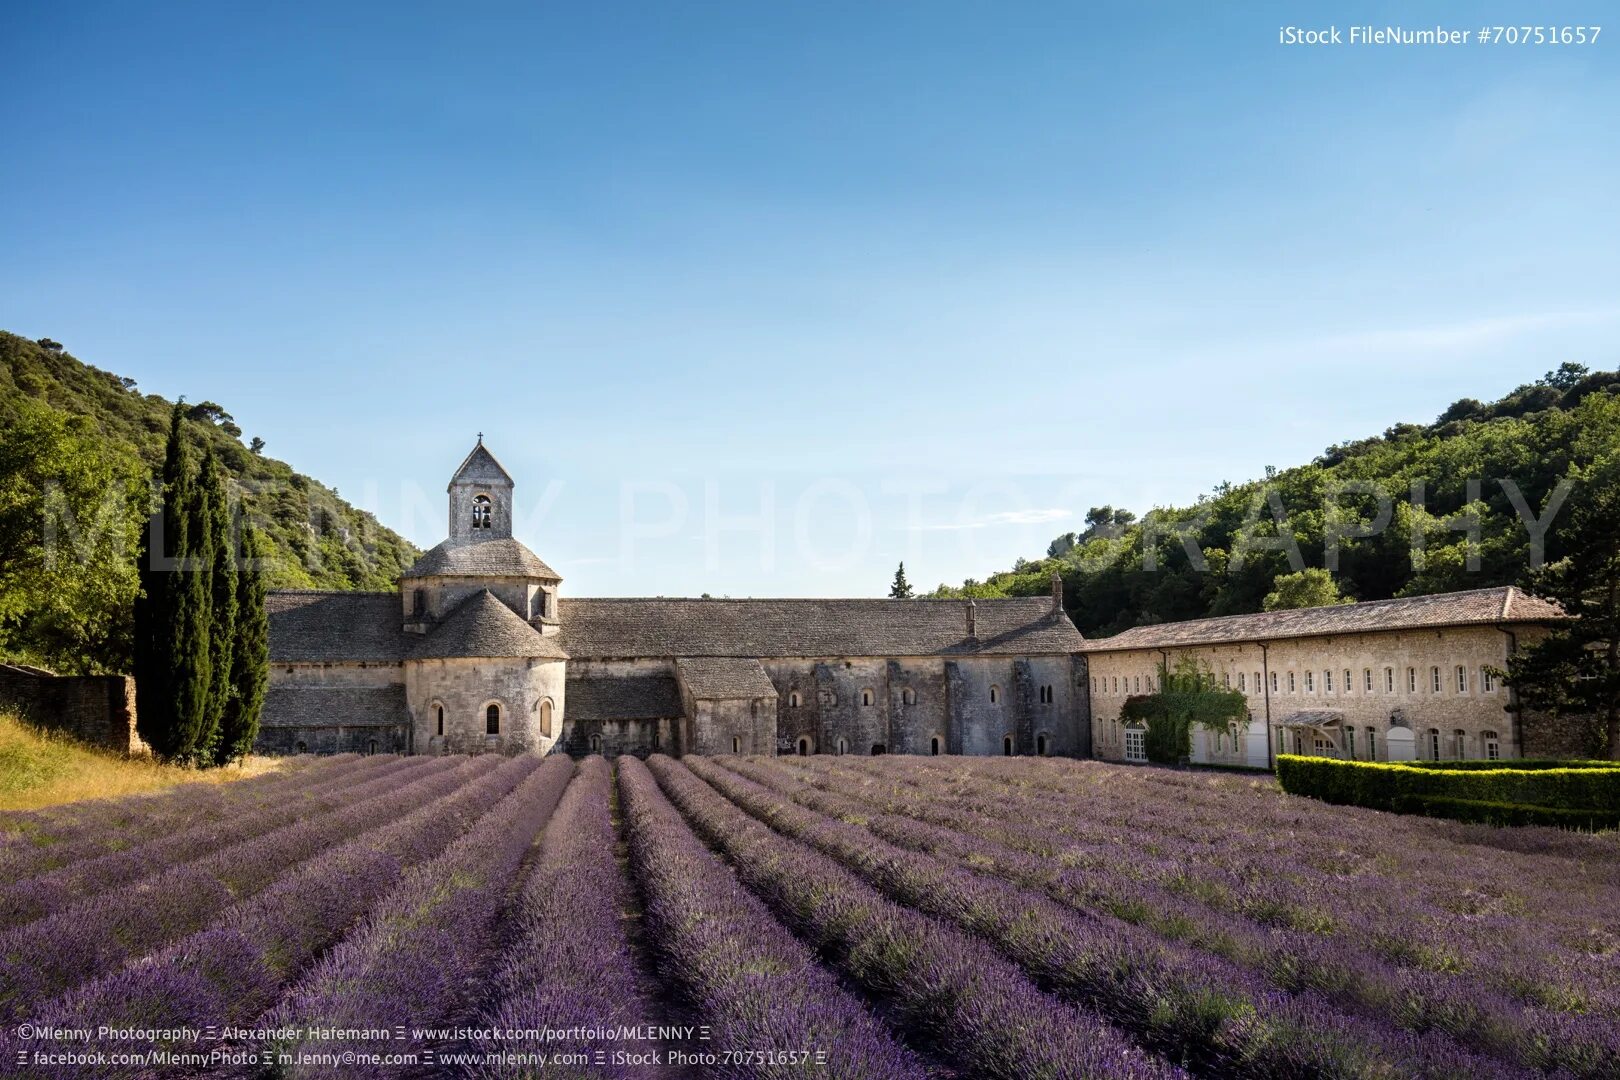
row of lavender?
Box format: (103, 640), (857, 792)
(683, 756), (1528, 1080)
(846, 754), (1620, 1031)
(712, 753), (1620, 1079)
(0, 755), (549, 1077)
(0, 752), (378, 881)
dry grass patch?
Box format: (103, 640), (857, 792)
(0, 710), (282, 812)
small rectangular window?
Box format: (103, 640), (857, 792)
(1366, 727), (1377, 760)
(1271, 671), (1279, 693)
(1364, 668), (1373, 692)
(1432, 666), (1442, 693)
(1385, 667), (1394, 692)
(1456, 665), (1467, 693)
(1345, 727), (1355, 759)
(1288, 671), (1296, 692)
(1483, 669), (1496, 692)
(1344, 669), (1352, 694)
(1323, 670), (1332, 693)
(1407, 668), (1416, 693)
(1238, 672), (1246, 692)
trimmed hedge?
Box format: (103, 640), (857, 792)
(1391, 794), (1620, 831)
(1403, 759), (1620, 772)
(1276, 755), (1620, 816)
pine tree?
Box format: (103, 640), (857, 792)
(888, 561), (914, 599)
(197, 442), (235, 761)
(215, 522), (268, 764)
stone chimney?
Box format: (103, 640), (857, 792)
(966, 599), (977, 639)
(1050, 569), (1064, 614)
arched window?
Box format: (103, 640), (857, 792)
(902, 688), (916, 705)
(539, 699), (554, 738)
(1036, 733), (1048, 756)
(797, 736), (812, 756)
(731, 736), (741, 754)
(930, 736), (941, 756)
(412, 589), (426, 616)
(472, 493), (492, 530)
(1366, 726), (1377, 760)
(486, 703), (501, 735)
(788, 691), (800, 707)
(591, 733), (602, 753)
(652, 728), (661, 751)
(295, 740), (308, 754)
(861, 689), (874, 707)
(1428, 728), (1441, 760)
(1454, 728), (1468, 758)
(870, 743), (885, 755)
(836, 738), (847, 756)
(1002, 734), (1014, 756)
(435, 705), (444, 736)
(367, 739), (377, 755)
(989, 685), (1000, 704)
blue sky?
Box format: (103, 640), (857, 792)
(4, 2), (1617, 596)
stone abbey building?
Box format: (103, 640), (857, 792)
(1084, 587), (1566, 766)
(260, 442), (1567, 762)
(260, 442), (1088, 758)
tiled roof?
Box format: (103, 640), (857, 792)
(1079, 586), (1565, 653)
(557, 597), (1081, 658)
(565, 674), (683, 720)
(260, 685), (409, 729)
(269, 592), (1082, 664)
(402, 538), (559, 580)
(267, 592), (413, 663)
(676, 657), (778, 700)
(412, 590), (569, 660)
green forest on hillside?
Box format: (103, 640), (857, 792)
(0, 332), (420, 674)
(931, 363), (1620, 639)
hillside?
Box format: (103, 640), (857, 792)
(0, 331), (420, 673)
(932, 363), (1620, 638)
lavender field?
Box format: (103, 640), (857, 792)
(1, 752), (1617, 1079)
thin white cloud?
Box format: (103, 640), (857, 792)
(1314, 310), (1619, 354)
(911, 508), (1071, 532)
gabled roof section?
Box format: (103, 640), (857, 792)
(267, 592), (411, 663)
(1078, 586), (1566, 653)
(401, 538), (560, 580)
(260, 686), (410, 728)
(676, 657), (778, 700)
(412, 589), (569, 660)
(448, 440), (514, 490)
(557, 597), (1082, 659)
(566, 674), (684, 720)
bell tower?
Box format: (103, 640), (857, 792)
(448, 436), (515, 543)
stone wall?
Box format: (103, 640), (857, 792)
(405, 656), (565, 755)
(559, 717), (675, 758)
(254, 722), (409, 756)
(0, 665), (142, 754)
(760, 654), (1083, 759)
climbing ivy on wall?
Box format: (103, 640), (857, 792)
(1120, 656), (1249, 764)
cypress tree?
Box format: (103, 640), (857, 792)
(134, 405), (193, 758)
(197, 442), (235, 761)
(169, 435), (213, 762)
(216, 522), (269, 764)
